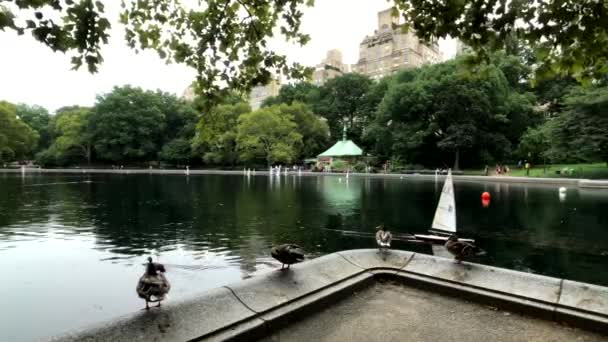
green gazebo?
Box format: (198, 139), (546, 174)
(317, 126), (363, 169)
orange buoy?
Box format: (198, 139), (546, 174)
(481, 191), (491, 200)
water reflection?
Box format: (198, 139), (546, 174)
(0, 173), (608, 341)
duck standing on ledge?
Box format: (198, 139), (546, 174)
(136, 257), (171, 310)
(271, 244), (305, 270)
(445, 235), (486, 263)
(375, 224), (392, 250)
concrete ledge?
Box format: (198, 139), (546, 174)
(51, 250), (608, 341)
(52, 287), (259, 342)
(337, 249), (415, 271)
(403, 253), (561, 303)
(579, 179), (608, 189)
(226, 253), (365, 314)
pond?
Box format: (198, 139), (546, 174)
(1, 172), (607, 341)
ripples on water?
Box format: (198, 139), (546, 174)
(0, 172), (607, 341)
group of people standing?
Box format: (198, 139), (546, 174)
(483, 160), (532, 176)
(495, 164), (510, 175)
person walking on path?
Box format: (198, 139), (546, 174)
(525, 161), (531, 176)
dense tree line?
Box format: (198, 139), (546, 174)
(2, 51), (607, 169)
(1, 85), (329, 168)
(261, 53), (607, 169)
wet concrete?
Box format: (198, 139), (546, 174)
(261, 281), (607, 342)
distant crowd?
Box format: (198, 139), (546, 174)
(485, 160), (531, 176)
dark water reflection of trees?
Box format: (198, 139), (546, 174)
(1, 173), (608, 286)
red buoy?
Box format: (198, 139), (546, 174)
(482, 198), (490, 208)
(481, 191), (491, 200)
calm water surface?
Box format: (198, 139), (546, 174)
(1, 173), (607, 341)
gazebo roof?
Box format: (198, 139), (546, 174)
(318, 140), (363, 157)
(318, 125), (363, 157)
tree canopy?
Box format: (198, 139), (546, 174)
(52, 107), (92, 164)
(261, 82), (320, 108)
(3, 0), (607, 97)
(280, 102), (329, 159)
(0, 101), (37, 162)
(89, 86), (167, 162)
(367, 56), (537, 169)
(0, 0), (313, 100)
(15, 104), (52, 153)
(192, 102), (251, 165)
(236, 105), (302, 166)
(543, 86), (608, 163)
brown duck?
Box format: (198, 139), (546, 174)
(375, 224), (392, 249)
(136, 257), (171, 309)
(271, 244), (305, 270)
(445, 235), (486, 263)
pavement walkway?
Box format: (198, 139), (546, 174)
(260, 281), (606, 342)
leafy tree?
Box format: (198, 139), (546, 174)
(89, 86), (166, 163)
(517, 126), (551, 164)
(0, 101), (37, 162)
(262, 82), (320, 108)
(52, 107), (93, 164)
(15, 104), (52, 153)
(191, 89), (246, 112)
(159, 138), (193, 166)
(370, 58), (528, 169)
(192, 102), (251, 165)
(317, 73), (373, 141)
(157, 95), (198, 164)
(236, 106), (302, 166)
(532, 76), (579, 117)
(1, 0), (312, 99)
(277, 102), (329, 158)
(543, 86), (608, 163)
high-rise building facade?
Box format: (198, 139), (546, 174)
(455, 39), (472, 56)
(312, 49), (349, 85)
(248, 78), (281, 110)
(352, 8), (442, 80)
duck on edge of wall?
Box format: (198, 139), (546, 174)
(445, 235), (486, 263)
(375, 224), (392, 250)
(136, 257), (171, 310)
(271, 244), (305, 270)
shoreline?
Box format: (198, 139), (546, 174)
(2, 167), (607, 189)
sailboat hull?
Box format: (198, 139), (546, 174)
(414, 234), (474, 244)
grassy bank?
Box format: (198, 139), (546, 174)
(463, 163), (608, 179)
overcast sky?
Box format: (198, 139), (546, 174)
(0, 1), (455, 113)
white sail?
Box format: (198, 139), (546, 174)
(431, 169), (456, 233)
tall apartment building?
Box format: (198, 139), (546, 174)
(248, 78), (281, 110)
(455, 39), (472, 56)
(181, 85), (196, 102)
(352, 8), (441, 80)
(312, 49), (349, 85)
